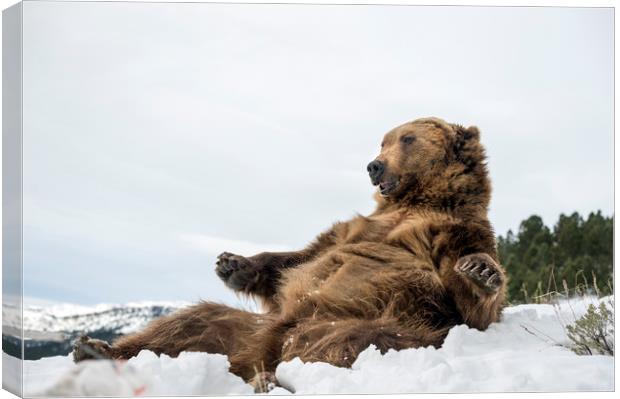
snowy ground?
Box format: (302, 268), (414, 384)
(4, 296), (614, 396)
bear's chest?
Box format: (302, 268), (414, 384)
(277, 210), (453, 316)
(337, 210), (440, 247)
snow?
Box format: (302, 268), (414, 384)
(9, 351), (253, 396)
(277, 298), (613, 394)
(5, 296), (614, 396)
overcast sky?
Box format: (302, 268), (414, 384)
(20, 2), (613, 305)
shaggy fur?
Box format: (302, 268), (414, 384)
(73, 117), (507, 390)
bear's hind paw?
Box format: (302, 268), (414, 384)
(72, 335), (115, 362)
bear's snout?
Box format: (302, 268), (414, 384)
(367, 160), (385, 184)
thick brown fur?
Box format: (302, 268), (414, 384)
(74, 117), (507, 387)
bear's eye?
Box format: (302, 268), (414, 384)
(401, 135), (416, 144)
(380, 142), (385, 148)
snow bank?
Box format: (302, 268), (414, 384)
(277, 297), (614, 394)
(14, 350), (253, 396)
(12, 296), (614, 396)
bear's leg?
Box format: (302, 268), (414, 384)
(73, 302), (263, 363)
(225, 317), (445, 393)
(279, 317), (448, 368)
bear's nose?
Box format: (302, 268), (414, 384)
(367, 160), (385, 183)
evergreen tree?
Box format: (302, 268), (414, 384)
(497, 211), (613, 303)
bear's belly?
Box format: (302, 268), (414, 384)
(277, 242), (439, 319)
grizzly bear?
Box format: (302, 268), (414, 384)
(73, 117), (506, 392)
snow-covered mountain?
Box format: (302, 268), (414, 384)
(2, 300), (189, 359)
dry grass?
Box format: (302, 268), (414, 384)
(517, 272), (614, 357)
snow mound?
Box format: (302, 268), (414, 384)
(16, 350), (253, 396)
(277, 300), (613, 393)
(12, 296), (614, 396)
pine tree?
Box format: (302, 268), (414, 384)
(498, 211), (613, 303)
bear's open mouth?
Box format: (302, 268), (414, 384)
(379, 180), (399, 196)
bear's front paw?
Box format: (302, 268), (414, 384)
(72, 335), (115, 362)
(455, 253), (503, 294)
(216, 252), (258, 291)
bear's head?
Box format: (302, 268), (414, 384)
(367, 117), (491, 212)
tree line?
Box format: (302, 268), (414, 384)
(497, 211), (613, 303)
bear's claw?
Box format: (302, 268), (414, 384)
(250, 371), (280, 393)
(455, 253), (503, 294)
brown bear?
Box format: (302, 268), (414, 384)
(73, 117), (506, 392)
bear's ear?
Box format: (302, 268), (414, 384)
(450, 124), (482, 165)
